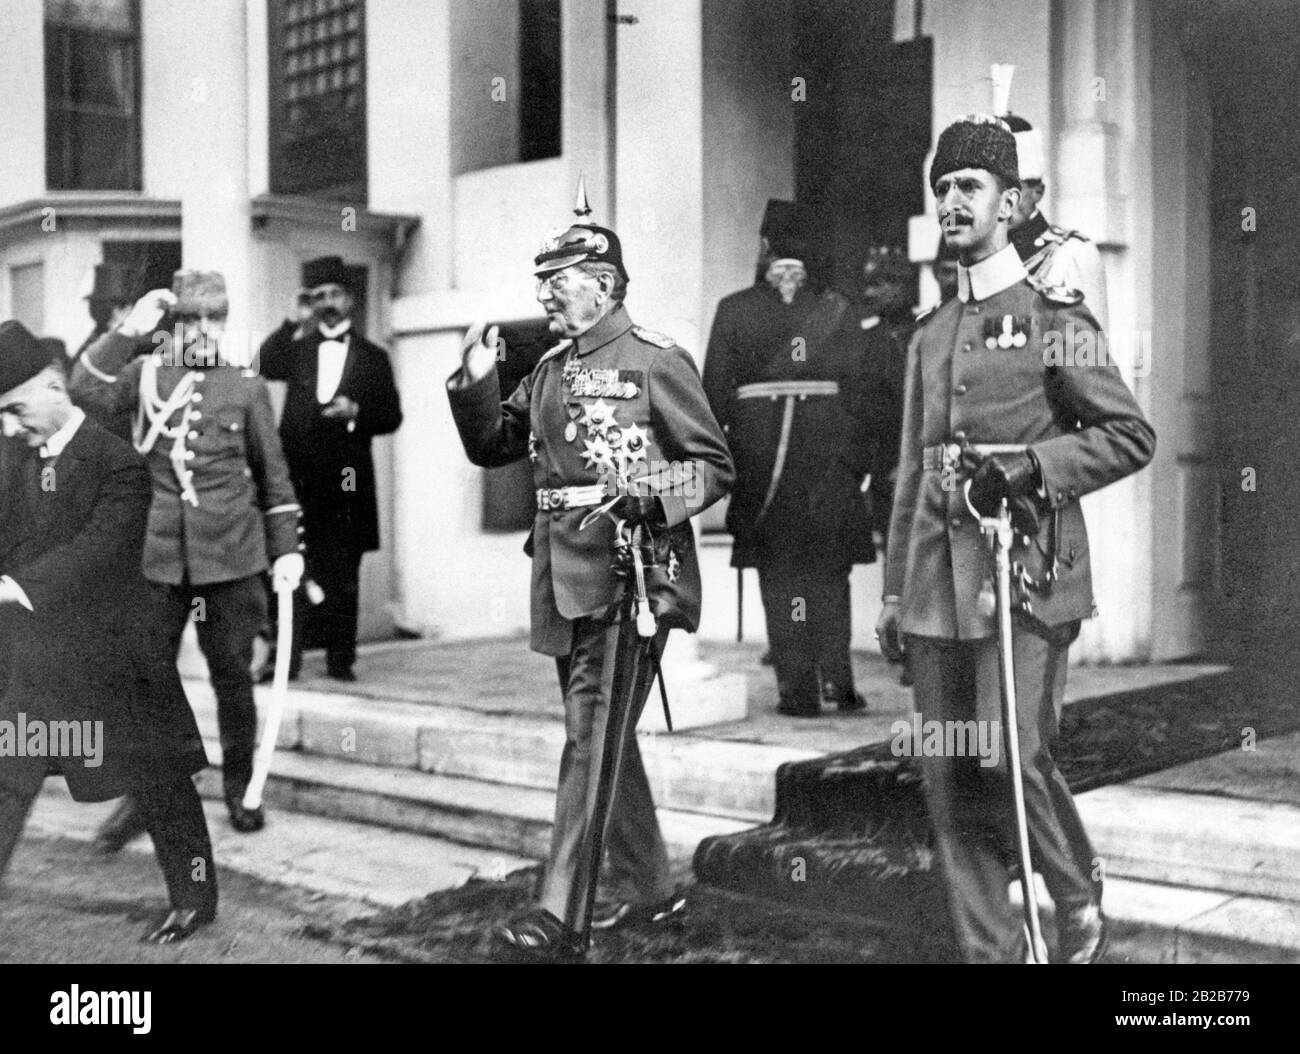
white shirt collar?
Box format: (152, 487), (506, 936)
(40, 406), (85, 459)
(957, 243), (1027, 303)
(318, 319), (353, 341)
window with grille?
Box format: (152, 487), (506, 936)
(44, 0), (141, 191)
(269, 0), (367, 201)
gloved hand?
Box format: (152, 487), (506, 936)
(272, 553), (305, 594)
(118, 289), (177, 339)
(458, 320), (501, 385)
(968, 450), (1043, 535)
(615, 494), (663, 527)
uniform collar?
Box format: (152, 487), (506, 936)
(957, 243), (1026, 303)
(572, 304), (633, 357)
(39, 406), (85, 459)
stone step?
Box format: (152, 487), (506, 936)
(192, 681), (817, 824)
(196, 738), (753, 862)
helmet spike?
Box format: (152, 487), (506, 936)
(574, 174), (593, 219)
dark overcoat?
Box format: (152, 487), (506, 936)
(702, 283), (881, 569)
(0, 419), (207, 801)
(258, 323), (403, 556)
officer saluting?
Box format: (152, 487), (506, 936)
(876, 116), (1155, 963)
(71, 270), (305, 838)
(447, 190), (734, 960)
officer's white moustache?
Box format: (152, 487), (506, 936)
(120, 289), (178, 338)
(272, 553), (305, 594)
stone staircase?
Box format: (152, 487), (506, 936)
(188, 680), (820, 863)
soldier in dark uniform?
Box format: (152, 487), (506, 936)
(0, 321), (216, 943)
(258, 257), (404, 681)
(876, 116), (1155, 963)
(447, 213), (733, 960)
(852, 246), (916, 549)
(703, 201), (877, 717)
(71, 270), (305, 838)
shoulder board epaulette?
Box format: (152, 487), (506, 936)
(632, 326), (676, 349)
(536, 339), (573, 367)
(1048, 223), (1089, 244)
(913, 303), (941, 326)
(1027, 277), (1084, 305)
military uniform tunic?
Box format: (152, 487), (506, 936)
(448, 302), (732, 931)
(886, 243), (1154, 962)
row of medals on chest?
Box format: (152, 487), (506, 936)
(528, 352), (648, 472)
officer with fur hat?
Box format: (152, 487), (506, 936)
(875, 115), (1155, 963)
(0, 320), (217, 943)
(257, 255), (403, 682)
(447, 189), (733, 960)
(703, 200), (880, 717)
(70, 270), (305, 839)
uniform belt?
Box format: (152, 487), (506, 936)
(536, 485), (607, 511)
(736, 380), (840, 401)
(921, 442), (1028, 472)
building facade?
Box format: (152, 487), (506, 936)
(2, 0), (1292, 664)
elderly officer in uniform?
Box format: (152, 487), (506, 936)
(703, 200), (876, 717)
(876, 116), (1155, 964)
(447, 211), (733, 960)
(0, 321), (216, 943)
(71, 270), (305, 838)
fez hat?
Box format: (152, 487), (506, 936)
(302, 255), (355, 293)
(0, 321), (61, 397)
(1000, 113), (1045, 183)
(172, 270), (229, 318)
(534, 224), (629, 283)
(929, 116), (1020, 191)
(760, 199), (814, 261)
(86, 263), (139, 304)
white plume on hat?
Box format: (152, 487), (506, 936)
(990, 63), (1046, 182)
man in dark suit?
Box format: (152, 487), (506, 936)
(448, 215), (733, 959)
(0, 321), (216, 943)
(703, 201), (879, 717)
(258, 257), (403, 681)
(876, 117), (1155, 963)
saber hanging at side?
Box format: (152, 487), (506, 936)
(966, 482), (1049, 964)
(243, 586), (294, 811)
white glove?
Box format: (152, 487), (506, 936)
(272, 553), (305, 594)
(118, 289), (178, 339)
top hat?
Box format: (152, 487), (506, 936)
(0, 321), (60, 397)
(302, 256), (355, 293)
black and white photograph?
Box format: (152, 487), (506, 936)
(0, 0), (1296, 1018)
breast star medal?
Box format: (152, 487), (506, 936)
(579, 399), (615, 438)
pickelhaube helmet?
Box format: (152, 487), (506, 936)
(533, 175), (630, 282)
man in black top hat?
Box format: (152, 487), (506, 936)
(258, 257), (403, 681)
(703, 200), (880, 717)
(0, 320), (217, 944)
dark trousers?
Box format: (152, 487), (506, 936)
(758, 552), (854, 706)
(151, 574), (266, 796)
(294, 544), (362, 675)
(0, 769), (216, 914)
(907, 621), (1098, 963)
(537, 618), (673, 931)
